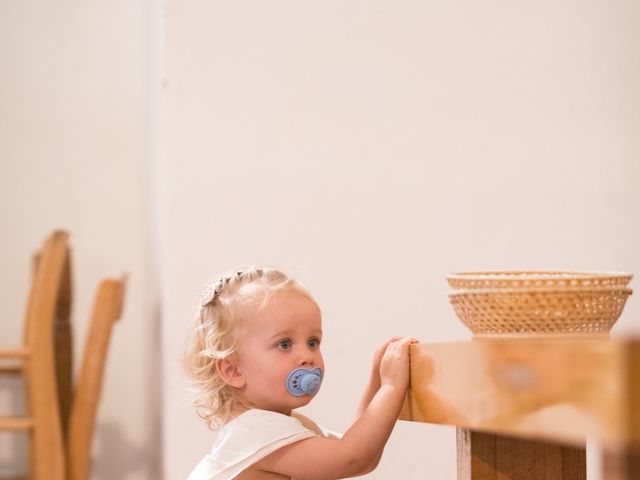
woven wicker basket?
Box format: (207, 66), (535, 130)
(446, 271), (632, 290)
(449, 286), (632, 337)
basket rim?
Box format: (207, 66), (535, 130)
(446, 270), (633, 280)
(448, 286), (633, 297)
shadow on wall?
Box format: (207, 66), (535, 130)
(0, 398), (160, 480)
(92, 281), (164, 479)
(93, 422), (153, 480)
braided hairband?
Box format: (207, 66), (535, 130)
(200, 267), (265, 309)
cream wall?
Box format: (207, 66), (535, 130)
(2, 1), (639, 479)
(162, 1), (640, 479)
(0, 1), (161, 479)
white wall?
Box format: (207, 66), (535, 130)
(0, 1), (161, 479)
(162, 1), (640, 479)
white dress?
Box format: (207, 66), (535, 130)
(187, 409), (340, 480)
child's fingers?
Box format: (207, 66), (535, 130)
(387, 336), (419, 349)
(374, 336), (404, 362)
(383, 337), (419, 358)
(383, 336), (417, 349)
(379, 338), (416, 389)
(378, 336), (402, 352)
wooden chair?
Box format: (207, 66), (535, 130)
(66, 276), (126, 480)
(0, 230), (70, 480)
(0, 231), (126, 480)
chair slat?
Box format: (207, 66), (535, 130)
(0, 416), (35, 431)
(0, 364), (23, 374)
(0, 348), (30, 358)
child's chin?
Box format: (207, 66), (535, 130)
(293, 395), (315, 407)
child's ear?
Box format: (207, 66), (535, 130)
(215, 358), (245, 389)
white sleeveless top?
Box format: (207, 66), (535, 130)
(187, 409), (340, 480)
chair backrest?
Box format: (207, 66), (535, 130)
(24, 230), (70, 480)
(53, 242), (73, 440)
(29, 231), (74, 441)
(66, 276), (126, 480)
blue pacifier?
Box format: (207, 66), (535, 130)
(286, 367), (323, 397)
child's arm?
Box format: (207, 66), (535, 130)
(356, 337), (400, 417)
(355, 337), (402, 472)
(252, 337), (417, 480)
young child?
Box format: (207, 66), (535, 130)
(184, 266), (416, 480)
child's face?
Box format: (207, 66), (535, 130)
(233, 288), (324, 415)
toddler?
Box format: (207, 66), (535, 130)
(184, 266), (416, 479)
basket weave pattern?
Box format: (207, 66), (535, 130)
(446, 271), (632, 290)
(449, 288), (631, 336)
(447, 271), (633, 337)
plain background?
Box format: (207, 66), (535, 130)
(2, 1), (640, 479)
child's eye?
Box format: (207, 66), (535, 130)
(276, 339), (292, 351)
(308, 337), (321, 350)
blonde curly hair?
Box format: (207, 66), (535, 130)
(183, 266), (314, 429)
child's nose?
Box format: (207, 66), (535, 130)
(299, 356), (313, 367)
(298, 348), (316, 366)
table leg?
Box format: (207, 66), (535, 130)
(457, 429), (586, 480)
(602, 449), (640, 480)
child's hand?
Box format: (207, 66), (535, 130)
(371, 336), (402, 381)
(379, 337), (418, 392)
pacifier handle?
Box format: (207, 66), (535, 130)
(286, 367), (323, 397)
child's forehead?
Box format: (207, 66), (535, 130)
(248, 289), (321, 329)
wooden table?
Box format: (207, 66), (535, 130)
(399, 337), (640, 479)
